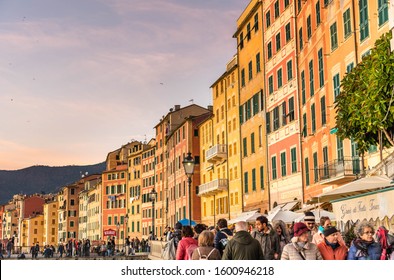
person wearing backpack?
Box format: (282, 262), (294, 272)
(214, 218), (233, 256)
(176, 226), (198, 260)
(191, 230), (221, 260)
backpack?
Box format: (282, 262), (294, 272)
(219, 231), (232, 249)
(197, 248), (215, 260)
(161, 238), (176, 260)
(186, 243), (198, 260)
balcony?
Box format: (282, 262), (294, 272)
(206, 145), (227, 163)
(198, 179), (228, 196)
(318, 157), (361, 184)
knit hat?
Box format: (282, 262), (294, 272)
(323, 226), (338, 237)
(293, 222), (310, 237)
(304, 211), (315, 223)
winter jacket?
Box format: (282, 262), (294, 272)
(317, 240), (348, 260)
(222, 231), (264, 260)
(176, 237), (198, 260)
(252, 228), (280, 260)
(347, 241), (381, 260)
(214, 228), (233, 256)
(191, 246), (221, 260)
(281, 237), (323, 260)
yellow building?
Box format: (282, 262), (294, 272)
(234, 0), (269, 213)
(43, 200), (58, 246)
(25, 214), (44, 248)
(199, 55), (243, 225)
(87, 179), (102, 243)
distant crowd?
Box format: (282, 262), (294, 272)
(159, 212), (394, 260)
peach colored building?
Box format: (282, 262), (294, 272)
(264, 0), (303, 208)
(43, 199), (58, 246)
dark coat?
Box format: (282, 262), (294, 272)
(252, 227), (280, 260)
(214, 228), (233, 256)
(222, 231), (264, 260)
(347, 240), (381, 260)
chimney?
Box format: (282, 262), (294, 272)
(174, 105), (181, 111)
(207, 105), (213, 111)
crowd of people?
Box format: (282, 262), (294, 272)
(161, 211), (394, 260)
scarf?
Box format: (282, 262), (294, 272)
(353, 238), (374, 258)
(376, 226), (388, 260)
(325, 238), (340, 250)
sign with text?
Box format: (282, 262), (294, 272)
(103, 229), (116, 236)
(332, 189), (394, 222)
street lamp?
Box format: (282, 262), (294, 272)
(149, 188), (157, 240)
(182, 152), (195, 226)
(124, 213), (129, 250)
(116, 222), (120, 252)
(2, 217), (6, 239)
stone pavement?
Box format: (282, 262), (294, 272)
(0, 252), (149, 260)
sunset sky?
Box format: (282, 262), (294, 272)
(0, 0), (248, 170)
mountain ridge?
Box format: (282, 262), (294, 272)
(0, 162), (106, 205)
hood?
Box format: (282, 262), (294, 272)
(233, 231), (255, 245)
(253, 226), (275, 238)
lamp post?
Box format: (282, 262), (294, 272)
(2, 217), (6, 240)
(116, 222), (120, 252)
(124, 213), (128, 250)
(149, 188), (157, 240)
(182, 152), (195, 226)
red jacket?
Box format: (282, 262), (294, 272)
(317, 240), (348, 260)
(176, 237), (198, 260)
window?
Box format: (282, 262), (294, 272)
(241, 69), (245, 87)
(277, 68), (283, 88)
(378, 0), (388, 27)
(266, 11), (271, 28)
(282, 101), (287, 126)
(273, 107), (280, 131)
(323, 146), (329, 178)
(285, 0), (290, 8)
(337, 137), (344, 161)
(309, 60), (314, 96)
(108, 216), (112, 225)
(256, 53), (261, 73)
(252, 168), (256, 191)
(359, 0), (369, 41)
(252, 93), (259, 115)
(321, 96), (326, 125)
(299, 27), (303, 50)
(291, 147), (297, 173)
(266, 112), (271, 134)
(243, 137), (247, 157)
(333, 73), (340, 99)
(281, 152), (287, 177)
(318, 48), (324, 88)
(251, 133), (255, 154)
(307, 15), (312, 39)
(302, 113), (307, 137)
(347, 62), (354, 73)
(247, 23), (251, 41)
(276, 33), (281, 51)
(288, 97), (295, 122)
(301, 71), (306, 105)
(330, 22), (338, 50)
(343, 8), (352, 38)
(313, 152), (318, 183)
(285, 23), (291, 42)
(272, 156), (277, 180)
(260, 166), (264, 189)
(268, 75), (274, 94)
(274, 1), (280, 18)
(267, 41), (272, 59)
(244, 172), (249, 193)
(248, 61), (253, 80)
(311, 103), (316, 133)
(239, 32), (244, 49)
(287, 60), (293, 80)
(305, 157), (310, 186)
(316, 1), (321, 25)
(254, 13), (259, 32)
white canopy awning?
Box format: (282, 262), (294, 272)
(315, 175), (394, 203)
(228, 210), (261, 224)
(266, 208), (303, 223)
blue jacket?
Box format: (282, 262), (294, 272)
(214, 228), (233, 255)
(347, 241), (381, 260)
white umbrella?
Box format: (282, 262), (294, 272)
(266, 208), (303, 223)
(296, 209), (336, 222)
